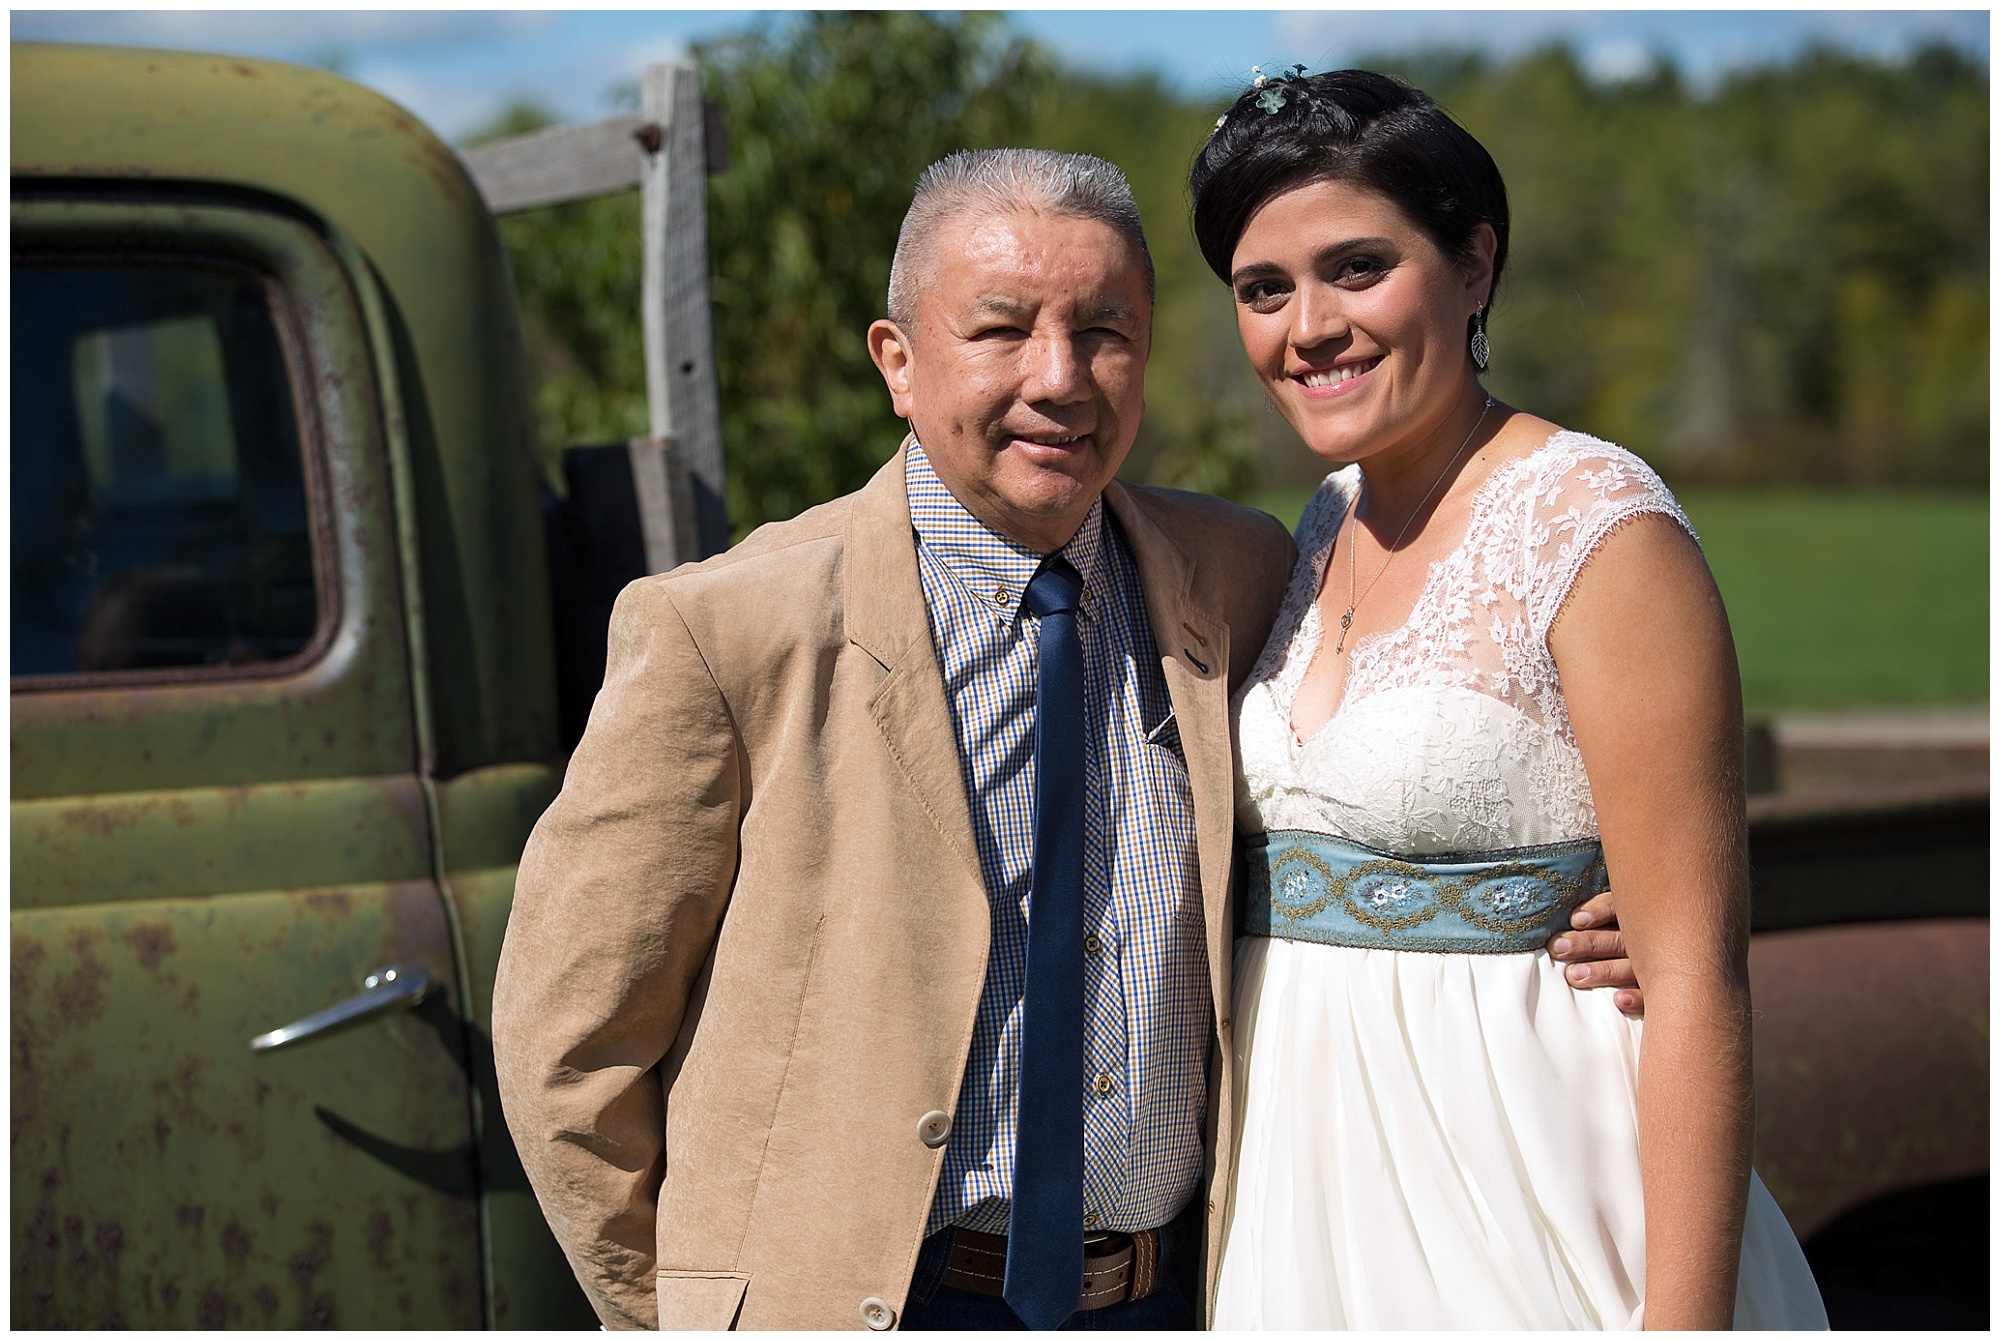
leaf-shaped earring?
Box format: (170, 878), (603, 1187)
(1470, 307), (1491, 371)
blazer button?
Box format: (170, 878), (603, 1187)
(917, 1110), (952, 1148)
(861, 1297), (895, 1330)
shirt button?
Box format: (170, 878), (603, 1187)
(1083, 933), (1102, 954)
(1084, 1211), (1102, 1229)
(991, 584), (1012, 606)
(1093, 1074), (1113, 1095)
(860, 1297), (895, 1330)
(918, 1110), (952, 1148)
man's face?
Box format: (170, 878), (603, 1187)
(868, 209), (1152, 554)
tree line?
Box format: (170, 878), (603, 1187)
(479, 13), (1988, 535)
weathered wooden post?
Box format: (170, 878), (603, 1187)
(638, 61), (729, 568)
(459, 60), (727, 572)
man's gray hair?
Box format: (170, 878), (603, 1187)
(885, 148), (1155, 328)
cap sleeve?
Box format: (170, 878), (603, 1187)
(1525, 434), (1699, 644)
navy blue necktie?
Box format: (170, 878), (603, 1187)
(1003, 555), (1087, 1330)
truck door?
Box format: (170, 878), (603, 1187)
(11, 194), (486, 1327)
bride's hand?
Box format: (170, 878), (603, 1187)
(1549, 891), (1644, 1018)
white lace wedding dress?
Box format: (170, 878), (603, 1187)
(1211, 433), (1827, 1329)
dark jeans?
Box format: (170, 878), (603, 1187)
(900, 1202), (1200, 1331)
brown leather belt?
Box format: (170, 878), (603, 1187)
(939, 1226), (1161, 1311)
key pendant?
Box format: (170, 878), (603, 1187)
(1336, 607), (1355, 653)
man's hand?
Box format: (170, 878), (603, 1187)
(1547, 890), (1644, 1018)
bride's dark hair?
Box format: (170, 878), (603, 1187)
(1190, 69), (1510, 305)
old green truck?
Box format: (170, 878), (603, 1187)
(11, 40), (1987, 1331)
(11, 42), (599, 1327)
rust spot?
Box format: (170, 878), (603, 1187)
(255, 1284), (279, 1314)
(23, 1170), (60, 1307)
(388, 881), (450, 964)
(160, 1279), (180, 1309)
(291, 1220), (336, 1329)
(260, 1191), (279, 1218)
(220, 1219), (252, 1259)
(197, 1288), (228, 1327)
(232, 62), (257, 78)
(120, 921), (178, 970)
(177, 1203), (205, 1230)
(95, 1220), (125, 1283)
(58, 803), (148, 838)
(364, 1208), (394, 1270)
(302, 890), (353, 916)
(50, 954), (110, 1029)
(14, 1021), (38, 1127)
(151, 1054), (208, 1128)
(13, 932), (48, 986)
(64, 1213), (92, 1275)
(153, 1116), (172, 1150)
(290, 1220), (333, 1286)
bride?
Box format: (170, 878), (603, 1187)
(1192, 69), (1827, 1328)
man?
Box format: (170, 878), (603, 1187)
(492, 149), (1635, 1331)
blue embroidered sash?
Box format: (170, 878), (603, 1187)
(1243, 829), (1607, 955)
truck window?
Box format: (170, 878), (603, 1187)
(11, 261), (321, 678)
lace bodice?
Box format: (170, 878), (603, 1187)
(1234, 431), (1695, 854)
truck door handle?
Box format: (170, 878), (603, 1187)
(250, 964), (435, 1052)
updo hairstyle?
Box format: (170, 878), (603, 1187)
(1190, 70), (1511, 315)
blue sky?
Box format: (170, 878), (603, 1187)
(11, 9), (1990, 143)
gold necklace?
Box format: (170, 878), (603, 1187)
(1334, 396), (1494, 654)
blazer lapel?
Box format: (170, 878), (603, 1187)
(1103, 483), (1237, 995)
(845, 442), (985, 887)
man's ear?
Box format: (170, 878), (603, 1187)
(867, 319), (918, 419)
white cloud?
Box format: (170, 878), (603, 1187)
(11, 10), (702, 142)
(1578, 37), (1657, 86)
(10, 10), (556, 59)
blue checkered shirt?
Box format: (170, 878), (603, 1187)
(906, 444), (1210, 1238)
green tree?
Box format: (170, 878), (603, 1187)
(472, 106), (652, 462)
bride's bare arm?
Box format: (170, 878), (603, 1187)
(1547, 512), (1752, 1331)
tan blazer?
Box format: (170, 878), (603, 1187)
(492, 446), (1296, 1330)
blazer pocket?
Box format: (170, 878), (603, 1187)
(657, 1270), (751, 1331)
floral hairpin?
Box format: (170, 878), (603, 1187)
(1251, 63), (1310, 114)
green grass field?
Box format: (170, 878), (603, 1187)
(1239, 488), (1988, 715)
